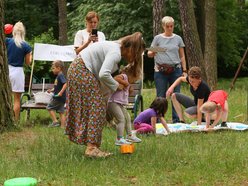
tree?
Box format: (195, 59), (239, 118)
(179, 0), (217, 89)
(0, 0), (14, 133)
(201, 0), (217, 89)
(152, 0), (164, 36)
(58, 0), (67, 45)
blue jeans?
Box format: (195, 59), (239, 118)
(154, 68), (182, 122)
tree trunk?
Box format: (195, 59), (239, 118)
(58, 0), (67, 45)
(203, 0), (217, 90)
(152, 0), (164, 36)
(178, 0), (207, 80)
(0, 0), (15, 133)
(57, 0), (69, 77)
(195, 0), (205, 52)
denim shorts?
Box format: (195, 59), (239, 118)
(46, 98), (65, 113)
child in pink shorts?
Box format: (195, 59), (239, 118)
(133, 97), (170, 134)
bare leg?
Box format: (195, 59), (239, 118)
(171, 93), (185, 122)
(13, 92), (21, 122)
(222, 101), (228, 122)
(48, 110), (58, 123)
(60, 112), (66, 128)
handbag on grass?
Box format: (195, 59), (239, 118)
(157, 63), (175, 75)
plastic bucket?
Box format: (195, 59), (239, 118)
(120, 143), (135, 154)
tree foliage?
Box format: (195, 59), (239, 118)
(3, 0), (247, 79)
(67, 0), (153, 43)
(217, 0), (248, 77)
(4, 0), (58, 40)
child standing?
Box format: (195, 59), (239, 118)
(107, 68), (142, 146)
(200, 90), (228, 128)
(133, 97), (171, 134)
(46, 60), (67, 128)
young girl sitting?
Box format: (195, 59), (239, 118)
(107, 66), (142, 146)
(200, 90), (228, 129)
(133, 97), (171, 134)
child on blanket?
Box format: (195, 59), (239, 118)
(200, 90), (228, 128)
(133, 97), (171, 134)
(107, 66), (142, 146)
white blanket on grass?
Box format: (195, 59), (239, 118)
(156, 122), (248, 135)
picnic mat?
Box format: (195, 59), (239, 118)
(156, 122), (248, 135)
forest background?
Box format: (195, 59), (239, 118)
(4, 0), (248, 84)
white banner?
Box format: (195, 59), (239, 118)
(33, 43), (76, 62)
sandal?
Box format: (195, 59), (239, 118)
(85, 147), (113, 158)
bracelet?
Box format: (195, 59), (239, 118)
(183, 69), (187, 73)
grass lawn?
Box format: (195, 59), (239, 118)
(0, 78), (247, 185)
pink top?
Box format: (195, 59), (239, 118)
(208, 90), (228, 110)
(108, 74), (129, 105)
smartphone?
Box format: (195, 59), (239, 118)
(92, 29), (98, 36)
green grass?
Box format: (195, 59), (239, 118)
(0, 77), (247, 185)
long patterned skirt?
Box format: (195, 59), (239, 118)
(65, 57), (106, 147)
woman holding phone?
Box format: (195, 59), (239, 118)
(74, 11), (105, 55)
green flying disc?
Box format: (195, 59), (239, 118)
(4, 177), (37, 186)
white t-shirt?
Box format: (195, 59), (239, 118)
(74, 29), (106, 48)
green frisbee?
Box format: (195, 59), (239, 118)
(4, 177), (37, 186)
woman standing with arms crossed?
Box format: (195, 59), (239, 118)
(5, 21), (32, 122)
(66, 32), (145, 158)
(74, 11), (105, 55)
(147, 16), (187, 123)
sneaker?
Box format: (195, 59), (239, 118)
(115, 138), (131, 146)
(126, 135), (142, 143)
(210, 120), (214, 125)
(221, 122), (227, 127)
(48, 122), (60, 127)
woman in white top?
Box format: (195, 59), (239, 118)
(66, 32), (145, 158)
(74, 11), (105, 55)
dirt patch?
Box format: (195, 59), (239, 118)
(0, 128), (38, 159)
(0, 128), (37, 144)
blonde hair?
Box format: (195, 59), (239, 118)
(12, 21), (26, 48)
(162, 16), (174, 26)
(120, 32), (145, 83)
(200, 101), (217, 113)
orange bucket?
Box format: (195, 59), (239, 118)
(120, 143), (135, 154)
